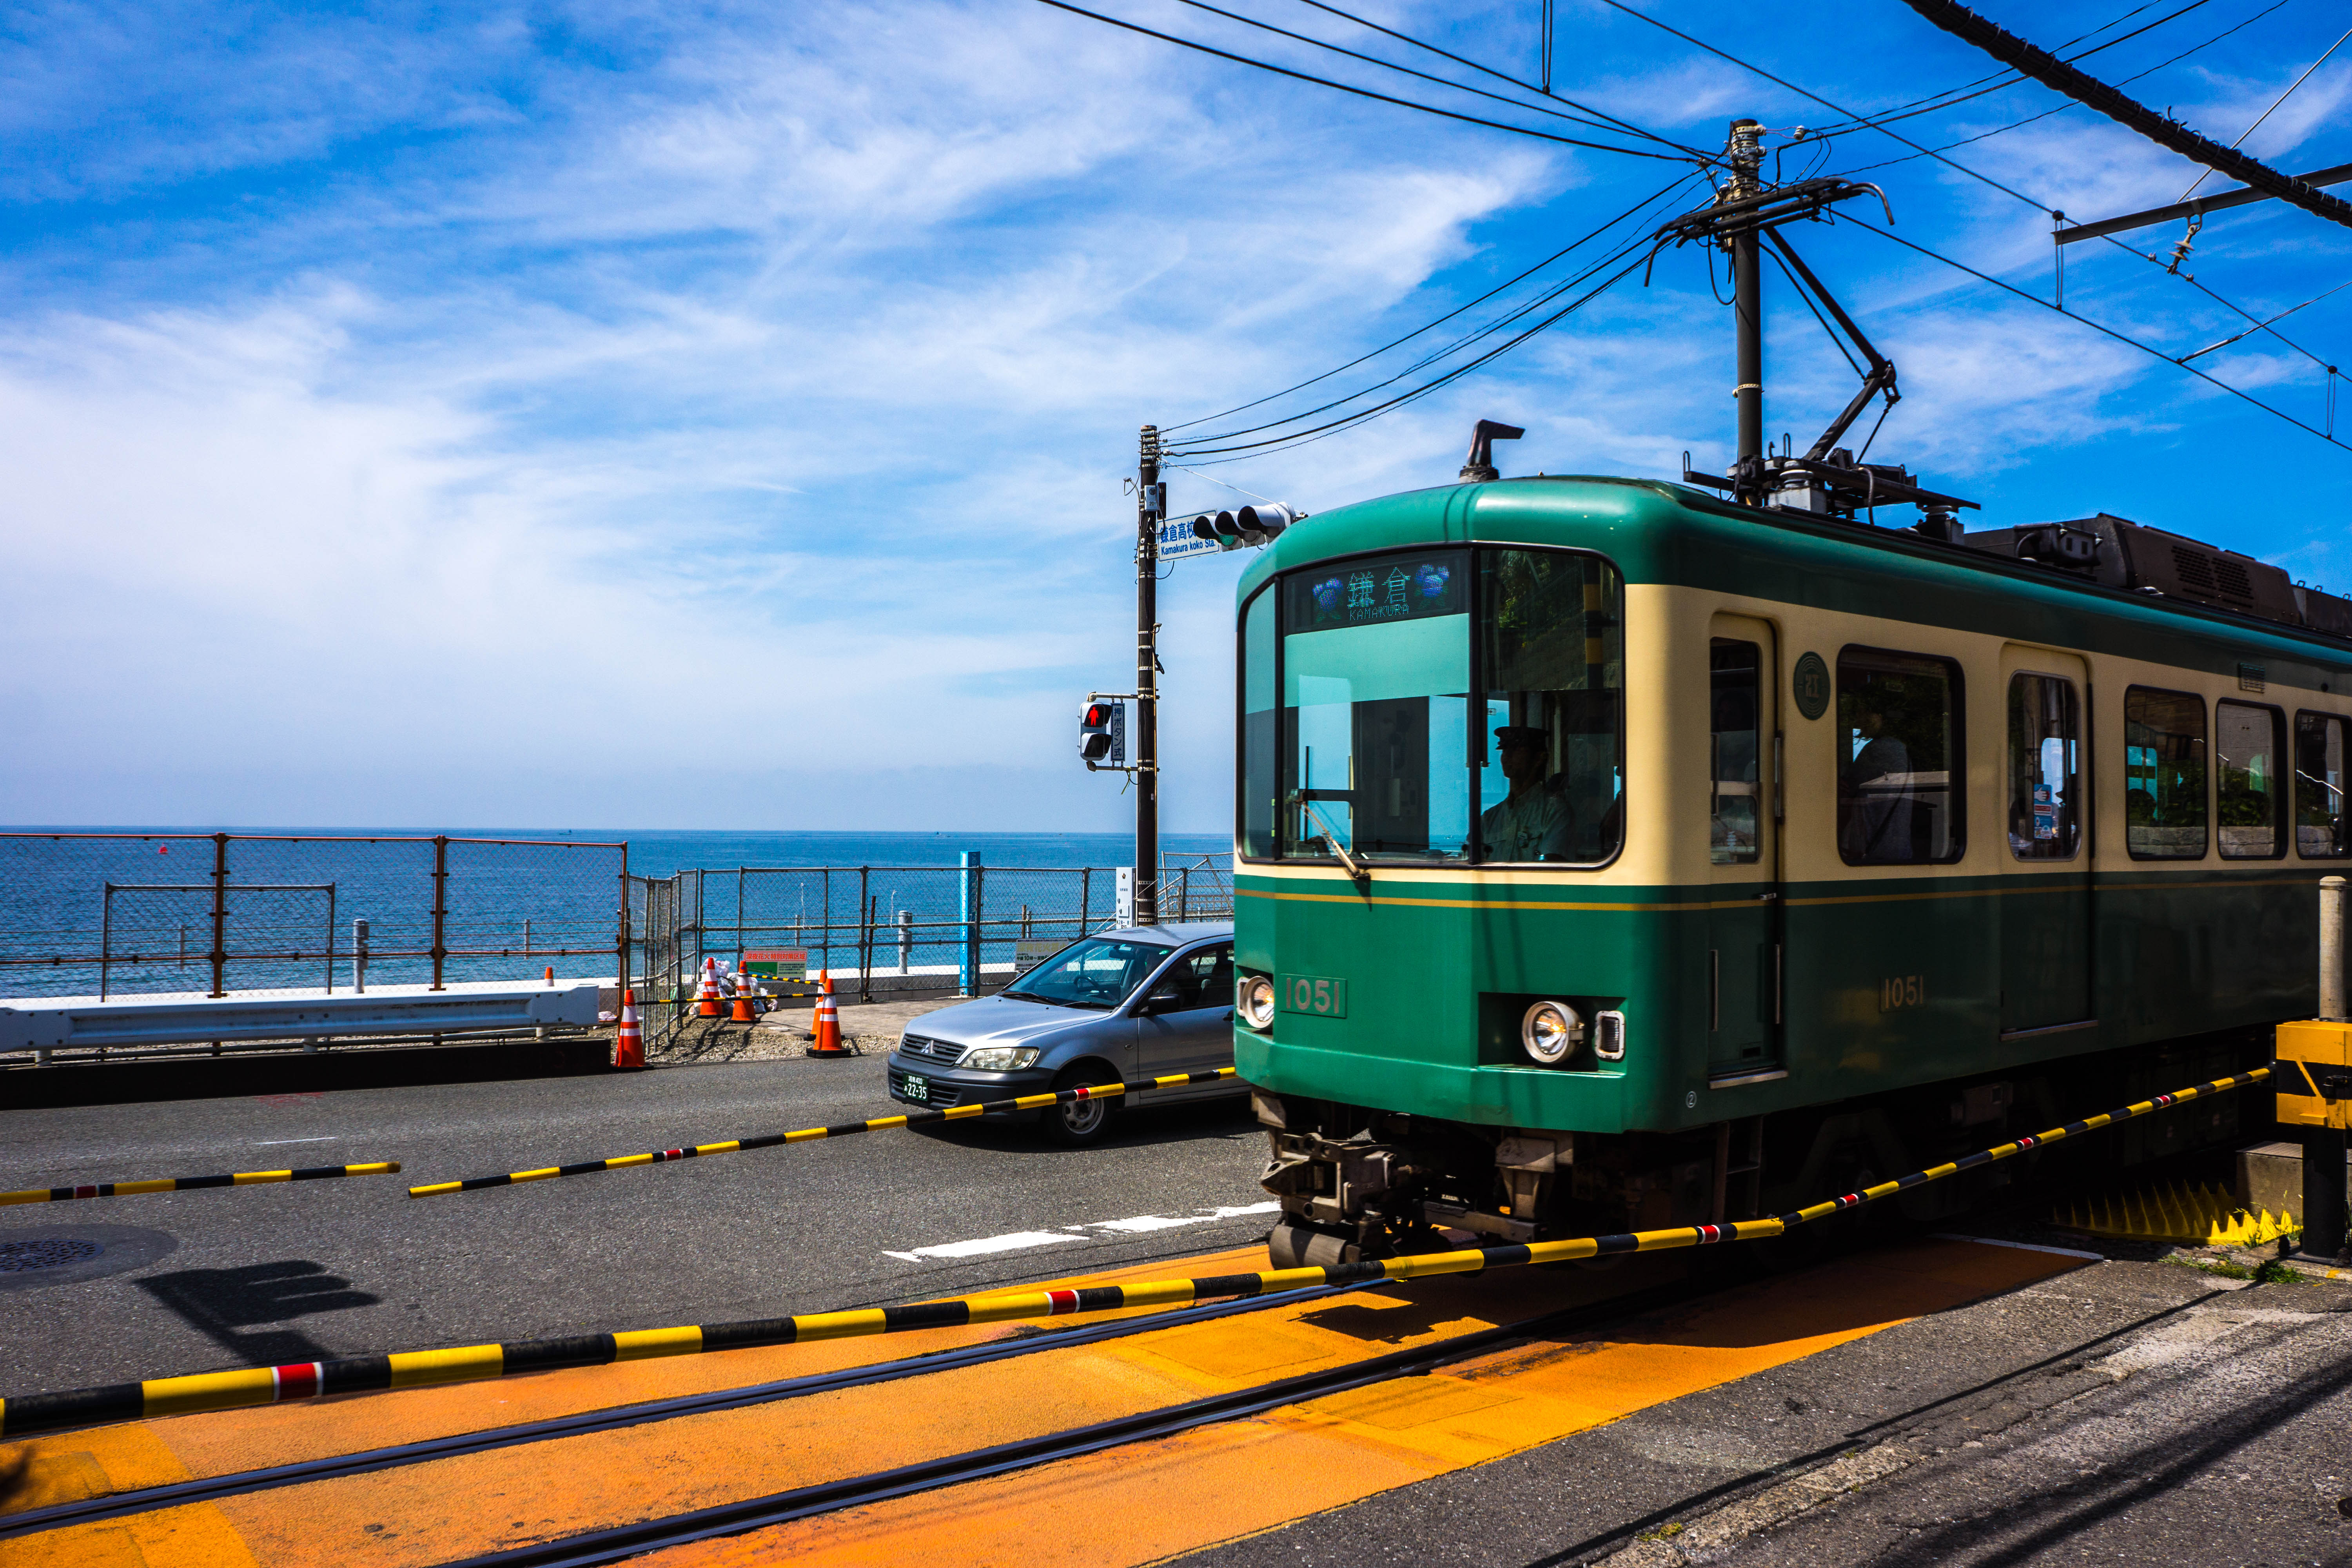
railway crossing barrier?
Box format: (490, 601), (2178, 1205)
(1, 1161), (400, 1208)
(0, 1062), (2269, 1439)
(405, 1067), (1242, 1196)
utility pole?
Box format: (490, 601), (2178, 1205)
(1727, 117), (1765, 493)
(1134, 424), (1161, 926)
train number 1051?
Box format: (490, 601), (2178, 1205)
(1278, 975), (1350, 1018)
(1879, 974), (1927, 1012)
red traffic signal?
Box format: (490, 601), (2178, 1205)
(1079, 698), (1125, 768)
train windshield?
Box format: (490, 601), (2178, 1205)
(1240, 547), (1624, 865)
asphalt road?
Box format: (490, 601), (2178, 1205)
(0, 1045), (1269, 1397)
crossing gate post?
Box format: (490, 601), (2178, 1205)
(210, 833), (229, 998)
(429, 835), (449, 991)
(2285, 875), (2352, 1260)
(959, 851), (983, 996)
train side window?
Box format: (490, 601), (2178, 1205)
(1835, 647), (1963, 865)
(2295, 712), (2349, 858)
(1711, 641), (1761, 864)
(2123, 687), (2208, 860)
(2216, 701), (2287, 859)
(2006, 674), (2080, 860)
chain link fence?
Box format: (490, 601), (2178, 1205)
(625, 851), (1232, 1052)
(0, 833), (630, 1003)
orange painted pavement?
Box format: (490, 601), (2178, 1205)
(634, 1237), (2084, 1568)
(0, 1238), (2080, 1568)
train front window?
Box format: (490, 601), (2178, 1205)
(1477, 552), (1624, 863)
(1277, 550), (1472, 861)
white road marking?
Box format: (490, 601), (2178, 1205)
(1081, 1201), (1281, 1235)
(882, 1203), (1281, 1263)
(881, 1230), (1089, 1262)
(255, 1137), (338, 1145)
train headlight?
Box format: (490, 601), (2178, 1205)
(1520, 1000), (1584, 1065)
(1239, 974), (1278, 1031)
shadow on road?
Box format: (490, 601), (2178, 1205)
(136, 1259), (380, 1365)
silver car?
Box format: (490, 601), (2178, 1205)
(885, 922), (1240, 1145)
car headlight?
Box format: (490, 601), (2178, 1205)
(1521, 1000), (1584, 1065)
(961, 1046), (1040, 1072)
(1238, 974), (1277, 1031)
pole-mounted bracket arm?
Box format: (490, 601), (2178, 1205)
(1648, 178), (1893, 272)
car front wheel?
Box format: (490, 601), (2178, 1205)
(1044, 1065), (1120, 1147)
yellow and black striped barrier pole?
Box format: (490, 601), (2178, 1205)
(407, 1068), (1240, 1198)
(0, 1065), (2265, 1439)
(0, 1162), (401, 1208)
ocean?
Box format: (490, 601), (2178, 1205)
(0, 829), (1232, 1001)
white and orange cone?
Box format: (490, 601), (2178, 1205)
(696, 957), (721, 1018)
(613, 989), (644, 1070)
(809, 969), (849, 1056)
(730, 965), (757, 1024)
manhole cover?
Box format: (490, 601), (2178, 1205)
(0, 1237), (103, 1274)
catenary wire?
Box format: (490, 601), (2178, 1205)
(1160, 169), (1704, 433)
(1595, 0), (2347, 445)
(1170, 181), (1699, 448)
(1832, 0), (2298, 178)
(1804, 0), (2218, 138)
(1285, 0), (1709, 157)
(1028, 0), (1700, 160)
(1846, 215), (2351, 452)
(1167, 243), (1653, 459)
(1163, 0), (1690, 143)
(2178, 19), (2352, 202)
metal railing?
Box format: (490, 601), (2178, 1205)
(0, 833), (631, 1005)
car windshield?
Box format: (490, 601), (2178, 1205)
(999, 936), (1171, 1009)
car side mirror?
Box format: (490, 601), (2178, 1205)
(1141, 987), (1183, 1014)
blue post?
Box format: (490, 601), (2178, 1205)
(959, 851), (983, 996)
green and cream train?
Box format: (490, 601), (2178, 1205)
(1228, 474), (2350, 1266)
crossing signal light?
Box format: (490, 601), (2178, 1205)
(1079, 699), (1125, 768)
(1186, 503), (1303, 550)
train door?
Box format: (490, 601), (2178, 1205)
(1708, 614), (1783, 1079)
(1998, 647), (2093, 1036)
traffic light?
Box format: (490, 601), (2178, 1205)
(1188, 503), (1301, 550)
(1079, 699), (1125, 768)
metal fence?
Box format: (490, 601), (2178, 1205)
(626, 851), (1234, 1053)
(0, 833), (630, 1003)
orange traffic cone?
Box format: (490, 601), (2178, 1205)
(809, 969), (849, 1056)
(544, 965), (555, 986)
(696, 957), (721, 1018)
(613, 989), (644, 1070)
(730, 967), (756, 1023)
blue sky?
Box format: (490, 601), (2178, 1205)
(3, 0), (2346, 834)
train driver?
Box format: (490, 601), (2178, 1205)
(1483, 725), (1573, 861)
(1842, 703), (1914, 861)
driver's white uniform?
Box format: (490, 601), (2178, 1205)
(1480, 783), (1572, 861)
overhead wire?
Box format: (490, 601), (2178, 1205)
(1161, 169), (1705, 434)
(1163, 0), (1691, 144)
(1028, 0), (1698, 160)
(1831, 0), (2299, 178)
(1283, 0), (1708, 158)
(1844, 214), (2349, 452)
(1167, 236), (1659, 461)
(1593, 0), (2348, 449)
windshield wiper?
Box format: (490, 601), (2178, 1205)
(1285, 791), (1370, 887)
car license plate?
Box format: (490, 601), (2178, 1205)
(900, 1074), (929, 1102)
